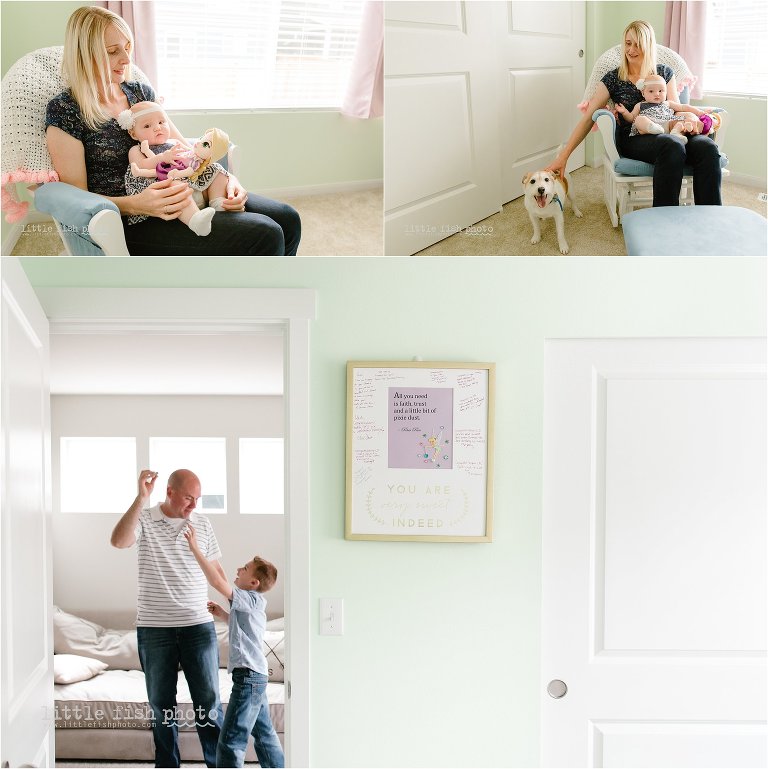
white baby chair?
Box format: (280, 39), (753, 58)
(1, 46), (237, 255)
(586, 45), (729, 226)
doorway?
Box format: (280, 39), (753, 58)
(1, 263), (315, 767)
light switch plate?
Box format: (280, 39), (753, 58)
(319, 598), (343, 635)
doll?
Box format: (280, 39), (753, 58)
(616, 74), (716, 145)
(118, 101), (230, 235)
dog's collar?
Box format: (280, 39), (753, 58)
(550, 194), (564, 212)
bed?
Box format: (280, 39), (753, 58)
(52, 607), (285, 762)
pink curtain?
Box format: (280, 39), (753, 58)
(664, 1), (707, 99)
(98, 1), (158, 88)
(342, 1), (383, 119)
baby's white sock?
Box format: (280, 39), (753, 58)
(188, 207), (215, 236)
(208, 197), (227, 211)
(645, 122), (664, 135)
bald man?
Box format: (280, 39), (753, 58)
(111, 469), (226, 768)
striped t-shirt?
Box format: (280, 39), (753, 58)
(133, 505), (222, 627)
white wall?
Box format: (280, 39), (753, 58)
(51, 394), (285, 624)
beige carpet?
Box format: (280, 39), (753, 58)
(8, 186), (383, 257)
(416, 166), (767, 256)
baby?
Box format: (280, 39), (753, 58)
(616, 74), (710, 145)
(118, 101), (230, 236)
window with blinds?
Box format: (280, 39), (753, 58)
(154, 0), (364, 110)
(703, 0), (766, 96)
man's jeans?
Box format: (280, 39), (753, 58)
(137, 623), (223, 768)
(216, 668), (284, 768)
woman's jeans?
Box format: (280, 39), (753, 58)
(123, 193), (301, 255)
(137, 624), (223, 768)
(619, 133), (722, 207)
(217, 668), (284, 768)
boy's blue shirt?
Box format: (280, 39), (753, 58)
(227, 585), (268, 675)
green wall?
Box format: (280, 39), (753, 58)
(20, 255), (767, 766)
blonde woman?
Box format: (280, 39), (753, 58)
(45, 6), (300, 254)
(547, 20), (721, 207)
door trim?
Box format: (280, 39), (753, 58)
(34, 286), (316, 767)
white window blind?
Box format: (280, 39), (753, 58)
(239, 438), (284, 515)
(60, 437), (136, 513)
(149, 437), (227, 513)
(704, 1), (767, 96)
(154, 0), (364, 110)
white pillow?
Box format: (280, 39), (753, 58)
(54, 654), (108, 684)
(266, 616), (284, 631)
(53, 606), (141, 670)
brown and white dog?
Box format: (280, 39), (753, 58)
(522, 170), (582, 254)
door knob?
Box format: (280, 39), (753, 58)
(578, 49), (584, 57)
(547, 679), (568, 698)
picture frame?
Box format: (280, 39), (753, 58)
(345, 361), (495, 542)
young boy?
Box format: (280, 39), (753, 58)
(184, 524), (284, 768)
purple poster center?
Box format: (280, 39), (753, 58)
(388, 387), (453, 469)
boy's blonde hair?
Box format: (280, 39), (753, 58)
(63, 6), (134, 130)
(619, 20), (658, 84)
(252, 557), (278, 593)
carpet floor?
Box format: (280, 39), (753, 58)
(8, 186), (383, 257)
(416, 166), (767, 256)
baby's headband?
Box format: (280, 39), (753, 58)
(117, 102), (164, 130)
(636, 77), (664, 91)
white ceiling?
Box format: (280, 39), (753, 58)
(50, 333), (284, 395)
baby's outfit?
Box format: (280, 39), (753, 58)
(124, 142), (228, 225)
(629, 101), (678, 137)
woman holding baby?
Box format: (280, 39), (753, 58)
(45, 6), (301, 255)
(548, 20), (722, 207)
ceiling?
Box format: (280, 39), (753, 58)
(49, 333), (284, 395)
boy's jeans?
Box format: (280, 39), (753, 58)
(217, 667), (284, 768)
(137, 623), (223, 768)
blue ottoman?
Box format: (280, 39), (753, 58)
(622, 206), (767, 256)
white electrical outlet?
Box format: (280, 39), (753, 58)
(319, 598), (343, 636)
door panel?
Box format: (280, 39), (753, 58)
(384, 1), (502, 255)
(1, 258), (54, 768)
(542, 338), (767, 768)
(498, 1), (586, 202)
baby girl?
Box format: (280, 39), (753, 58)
(616, 74), (710, 145)
(118, 101), (230, 235)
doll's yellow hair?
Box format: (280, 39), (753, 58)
(189, 128), (230, 182)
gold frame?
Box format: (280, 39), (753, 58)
(345, 360), (495, 542)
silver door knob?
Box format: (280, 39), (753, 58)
(578, 49), (584, 57)
(547, 679), (568, 698)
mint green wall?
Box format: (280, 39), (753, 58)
(583, 1), (766, 181)
(20, 255), (767, 767)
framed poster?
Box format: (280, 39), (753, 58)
(345, 361), (495, 542)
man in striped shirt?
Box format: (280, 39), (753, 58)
(111, 469), (226, 768)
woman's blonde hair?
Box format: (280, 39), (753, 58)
(62, 6), (134, 130)
(619, 20), (658, 83)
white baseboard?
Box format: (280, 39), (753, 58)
(723, 172), (766, 189)
(258, 178), (382, 199)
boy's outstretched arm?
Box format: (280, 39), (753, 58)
(184, 524), (233, 600)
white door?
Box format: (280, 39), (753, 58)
(0, 258), (55, 768)
(384, 1), (502, 255)
(497, 1), (586, 203)
(542, 338), (767, 768)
